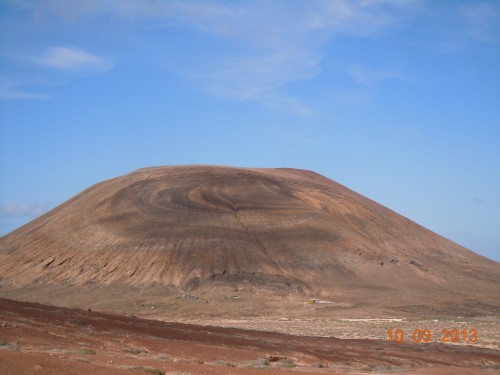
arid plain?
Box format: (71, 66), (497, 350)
(1, 166), (499, 374)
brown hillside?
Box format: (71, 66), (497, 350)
(0, 165), (498, 317)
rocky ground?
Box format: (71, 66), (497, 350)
(181, 315), (500, 350)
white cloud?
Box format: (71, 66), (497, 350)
(38, 47), (113, 71)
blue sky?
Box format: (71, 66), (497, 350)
(0, 0), (499, 261)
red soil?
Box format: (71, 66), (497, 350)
(1, 298), (499, 374)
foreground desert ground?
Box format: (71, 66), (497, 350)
(1, 298), (499, 374)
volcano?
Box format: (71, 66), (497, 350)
(0, 166), (498, 317)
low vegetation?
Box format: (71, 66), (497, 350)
(123, 347), (148, 354)
(66, 348), (96, 355)
(65, 318), (85, 327)
(127, 366), (165, 375)
(0, 341), (18, 351)
(211, 360), (235, 367)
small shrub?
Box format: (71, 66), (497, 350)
(123, 347), (146, 354)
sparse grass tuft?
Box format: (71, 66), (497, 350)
(123, 347), (147, 354)
(212, 360), (235, 367)
(65, 318), (85, 326)
(410, 347), (424, 352)
(66, 348), (96, 355)
(0, 341), (18, 351)
(128, 366), (165, 375)
(366, 365), (404, 373)
(72, 357), (90, 363)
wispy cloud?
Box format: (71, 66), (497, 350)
(186, 49), (319, 115)
(414, 1), (500, 55)
(0, 202), (52, 218)
(259, 94), (315, 117)
(0, 202), (52, 235)
(9, 0), (241, 23)
(459, 2), (500, 44)
(346, 64), (416, 86)
(0, 78), (50, 100)
(0, 47), (112, 100)
(175, 0), (419, 113)
(37, 47), (114, 71)
(0, 88), (49, 100)
(11, 0), (420, 113)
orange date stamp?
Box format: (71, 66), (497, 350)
(387, 329), (477, 343)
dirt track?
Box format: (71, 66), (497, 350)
(1, 298), (499, 374)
